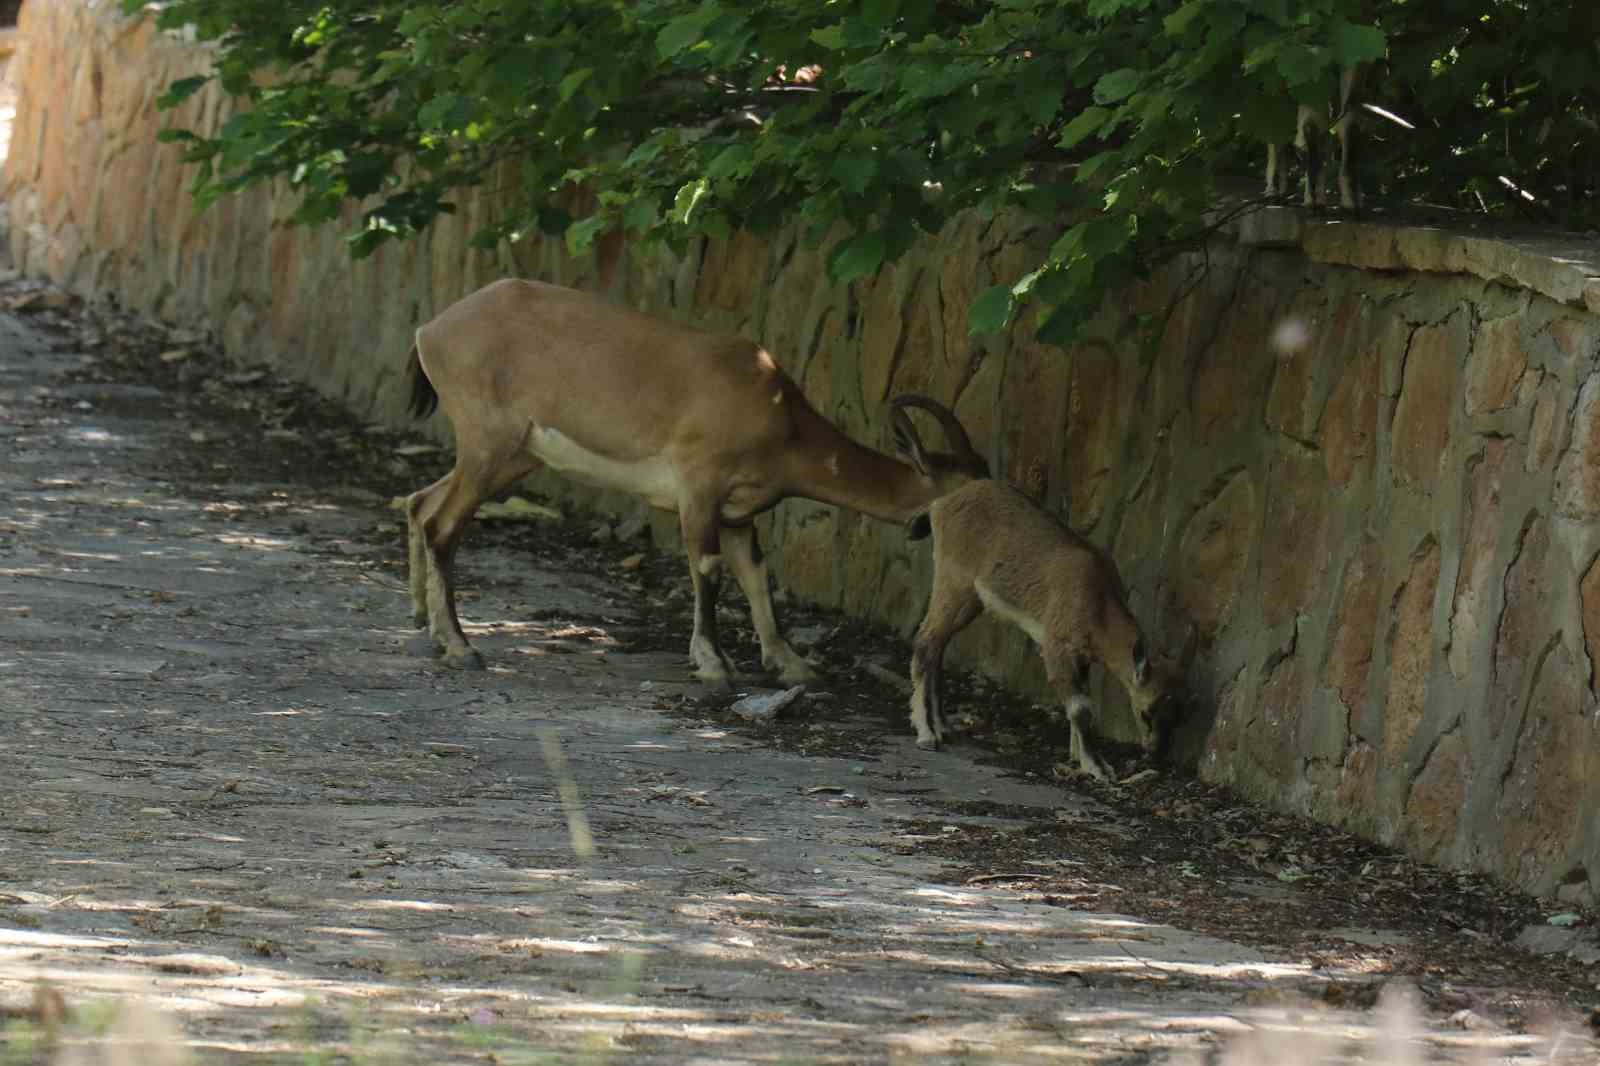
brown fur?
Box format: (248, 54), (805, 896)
(909, 480), (1189, 780)
(403, 278), (988, 681)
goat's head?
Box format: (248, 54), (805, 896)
(1129, 625), (1198, 754)
(888, 394), (990, 493)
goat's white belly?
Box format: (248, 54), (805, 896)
(974, 579), (1047, 646)
(527, 425), (682, 510)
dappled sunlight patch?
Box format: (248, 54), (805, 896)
(348, 899), (456, 914)
(64, 428), (124, 447)
(212, 532), (294, 551)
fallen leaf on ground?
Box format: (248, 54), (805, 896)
(477, 496), (561, 522)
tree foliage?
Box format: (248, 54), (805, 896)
(133, 0), (1600, 343)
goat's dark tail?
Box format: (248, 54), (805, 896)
(404, 344), (439, 419)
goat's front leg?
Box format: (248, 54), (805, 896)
(721, 523), (816, 683)
(680, 496), (736, 689)
(909, 582), (982, 750)
(1050, 651), (1113, 782)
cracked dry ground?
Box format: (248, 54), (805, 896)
(1, 282), (1597, 1064)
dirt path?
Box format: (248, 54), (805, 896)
(1, 287), (1595, 1064)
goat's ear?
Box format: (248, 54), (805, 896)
(891, 410), (932, 477)
(1132, 637), (1150, 686)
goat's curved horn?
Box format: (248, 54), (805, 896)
(888, 394), (978, 462)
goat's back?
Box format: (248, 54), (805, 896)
(929, 480), (1126, 621)
(415, 279), (801, 459)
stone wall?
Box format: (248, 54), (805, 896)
(8, 0), (1600, 905)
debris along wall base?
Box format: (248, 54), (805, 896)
(9, 0), (1600, 904)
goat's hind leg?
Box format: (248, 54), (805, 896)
(909, 578), (981, 750)
(415, 451), (538, 669)
(722, 523), (816, 683)
(405, 472), (452, 640)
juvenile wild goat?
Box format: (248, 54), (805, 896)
(907, 480), (1190, 781)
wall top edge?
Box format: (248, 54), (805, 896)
(1231, 204), (1600, 314)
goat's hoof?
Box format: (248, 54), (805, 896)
(404, 633), (442, 658)
(915, 736), (942, 752)
(774, 660), (819, 684)
(444, 649), (486, 671)
(411, 613), (429, 630)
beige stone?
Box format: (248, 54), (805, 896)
(1062, 340), (1120, 530)
(858, 263), (906, 409)
(1392, 319), (1462, 487)
(1264, 288), (1335, 441)
(998, 325), (1070, 500)
(1547, 315), (1600, 368)
(952, 348), (1001, 466)
(1403, 731), (1466, 862)
(1320, 319), (1382, 484)
(1304, 222), (1404, 270)
(1333, 741), (1381, 833)
(1259, 446), (1331, 627)
(1173, 471), (1255, 640)
(1382, 539), (1441, 771)
(1190, 286), (1280, 446)
(1202, 666), (1252, 772)
(1554, 372), (1600, 518)
(1245, 646), (1304, 783)
(1112, 444), (1170, 578)
(772, 508), (838, 607)
(1448, 440), (1507, 680)
(1525, 373), (1561, 474)
(1325, 537), (1380, 713)
(1494, 640), (1589, 891)
(938, 214), (988, 347)
(800, 308), (842, 417)
(1489, 515), (1554, 740)
(1464, 316), (1526, 414)
(1581, 555), (1600, 697)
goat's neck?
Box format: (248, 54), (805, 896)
(1092, 603), (1145, 691)
(783, 419), (931, 524)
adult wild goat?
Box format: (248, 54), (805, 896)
(403, 278), (989, 684)
(907, 480), (1191, 781)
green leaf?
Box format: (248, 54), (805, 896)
(1329, 22), (1386, 66)
(830, 151), (877, 195)
(706, 144), (754, 183)
(968, 283), (1015, 336)
(1057, 106), (1110, 149)
(657, 6), (721, 60)
(623, 195), (658, 231)
(1092, 68), (1141, 105)
(1162, 1), (1206, 37)
(558, 68), (593, 103)
(671, 178), (710, 226)
(810, 24), (847, 51)
(827, 231), (887, 284)
(156, 76), (210, 110)
(418, 92), (469, 130)
(565, 215), (610, 255)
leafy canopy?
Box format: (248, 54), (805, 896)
(134, 0), (1600, 344)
